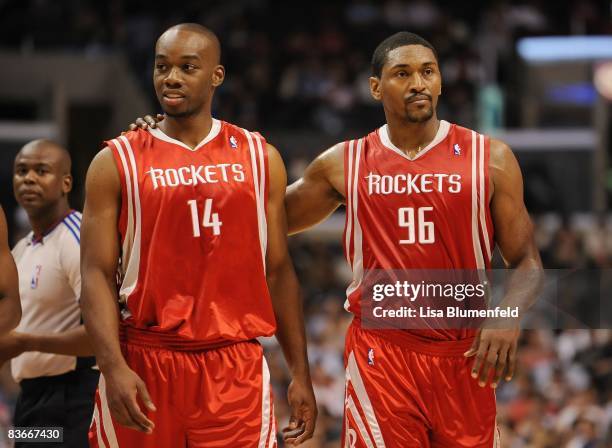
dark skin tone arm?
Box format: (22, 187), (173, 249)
(81, 148), (155, 434)
(266, 143), (317, 445)
(0, 326), (93, 368)
(464, 138), (543, 388)
(285, 143), (345, 235)
(0, 207), (21, 334)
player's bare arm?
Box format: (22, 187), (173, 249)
(0, 326), (93, 368)
(266, 143), (317, 445)
(0, 207), (21, 334)
(286, 143), (345, 235)
(80, 148), (156, 434)
(465, 138), (543, 388)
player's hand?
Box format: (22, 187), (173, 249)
(0, 331), (26, 368)
(283, 377), (317, 445)
(126, 114), (164, 132)
(103, 364), (156, 433)
(464, 323), (520, 388)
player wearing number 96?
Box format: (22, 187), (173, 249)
(285, 32), (544, 447)
(80, 23), (316, 447)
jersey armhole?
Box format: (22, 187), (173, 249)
(104, 140), (129, 247)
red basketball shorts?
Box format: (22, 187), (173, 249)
(342, 321), (499, 448)
(89, 336), (276, 448)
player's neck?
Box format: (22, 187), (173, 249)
(386, 115), (440, 156)
(28, 201), (71, 238)
(159, 112), (214, 149)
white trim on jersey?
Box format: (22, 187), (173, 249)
(345, 140), (354, 266)
(254, 133), (268, 260)
(92, 403), (104, 447)
(98, 374), (119, 448)
(258, 357), (271, 448)
(378, 120), (451, 161)
(479, 134), (492, 261)
(267, 406), (276, 448)
(345, 139), (364, 311)
(346, 395), (375, 448)
(116, 136), (143, 308)
(110, 138), (135, 267)
(147, 118), (221, 152)
(346, 351), (386, 448)
(244, 130), (268, 273)
(471, 131), (486, 270)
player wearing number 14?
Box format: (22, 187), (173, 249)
(80, 24), (315, 447)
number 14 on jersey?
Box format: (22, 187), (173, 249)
(187, 199), (222, 237)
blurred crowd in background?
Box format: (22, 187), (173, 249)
(1, 0), (610, 134)
(0, 0), (611, 447)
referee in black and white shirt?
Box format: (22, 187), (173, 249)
(0, 139), (98, 447)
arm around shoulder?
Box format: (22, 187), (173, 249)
(285, 142), (345, 235)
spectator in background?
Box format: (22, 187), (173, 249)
(0, 140), (97, 447)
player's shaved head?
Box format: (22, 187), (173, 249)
(156, 23), (221, 64)
(17, 139), (71, 174)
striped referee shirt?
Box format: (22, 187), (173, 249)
(11, 210), (84, 382)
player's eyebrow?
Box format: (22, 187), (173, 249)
(390, 61), (437, 69)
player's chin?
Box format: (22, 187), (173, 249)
(405, 108), (433, 123)
(162, 106), (192, 118)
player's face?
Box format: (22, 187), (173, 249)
(13, 146), (71, 214)
(370, 45), (441, 123)
(153, 30), (224, 118)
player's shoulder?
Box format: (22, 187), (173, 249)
(106, 128), (152, 148)
(448, 122), (511, 155)
(220, 120), (267, 142)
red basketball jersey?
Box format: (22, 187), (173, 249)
(105, 119), (275, 346)
(343, 120), (494, 341)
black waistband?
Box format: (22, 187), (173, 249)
(19, 367), (98, 390)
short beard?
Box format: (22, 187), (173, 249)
(161, 101), (205, 119)
(405, 106), (434, 123)
(164, 108), (197, 118)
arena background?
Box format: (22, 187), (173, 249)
(0, 0), (611, 446)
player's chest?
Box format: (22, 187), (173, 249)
(358, 153), (475, 210)
(134, 150), (256, 205)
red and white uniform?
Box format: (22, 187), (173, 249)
(90, 119), (277, 448)
(342, 121), (500, 447)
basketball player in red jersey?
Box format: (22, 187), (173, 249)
(80, 24), (315, 447)
(285, 32), (543, 448)
(131, 31), (543, 447)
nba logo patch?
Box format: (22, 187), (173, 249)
(367, 348), (375, 366)
(453, 143), (461, 155)
(31, 265), (42, 289)
(229, 135), (238, 149)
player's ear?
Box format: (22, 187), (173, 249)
(212, 65), (225, 87)
(369, 76), (382, 101)
(62, 174), (73, 195)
